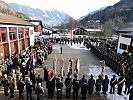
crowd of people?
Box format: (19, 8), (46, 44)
(0, 38), (52, 99)
(0, 37), (132, 100)
(2, 65), (133, 100)
(84, 39), (133, 79)
(44, 71), (133, 100)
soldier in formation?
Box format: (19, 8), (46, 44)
(88, 74), (95, 95)
(65, 74), (72, 99)
(72, 74), (80, 99)
(56, 75), (63, 99)
(109, 75), (117, 94)
(46, 76), (55, 99)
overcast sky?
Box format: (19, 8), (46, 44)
(3, 0), (120, 19)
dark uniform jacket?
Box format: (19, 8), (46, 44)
(73, 78), (79, 91)
(96, 79), (103, 92)
(102, 78), (109, 92)
(88, 78), (95, 92)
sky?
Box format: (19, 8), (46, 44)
(3, 0), (120, 19)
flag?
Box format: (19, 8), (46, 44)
(53, 55), (57, 76)
(68, 58), (72, 74)
(60, 55), (65, 77)
(101, 61), (105, 79)
(74, 57), (80, 75)
(70, 30), (72, 40)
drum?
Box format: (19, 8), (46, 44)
(48, 69), (53, 80)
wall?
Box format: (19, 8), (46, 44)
(117, 35), (131, 54)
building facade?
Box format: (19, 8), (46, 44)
(0, 13), (34, 59)
(116, 27), (133, 54)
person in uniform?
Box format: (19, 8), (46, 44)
(30, 69), (36, 91)
(36, 74), (42, 86)
(65, 74), (72, 99)
(43, 65), (48, 81)
(17, 78), (25, 99)
(117, 75), (126, 95)
(2, 74), (9, 96)
(95, 75), (103, 95)
(73, 74), (79, 99)
(46, 76), (55, 99)
(127, 86), (133, 100)
(60, 47), (62, 54)
(81, 80), (88, 99)
(79, 75), (87, 99)
(56, 75), (63, 99)
(25, 78), (33, 100)
(9, 78), (15, 98)
(88, 74), (95, 95)
(124, 76), (132, 94)
(109, 75), (117, 94)
(36, 83), (44, 100)
(102, 75), (109, 95)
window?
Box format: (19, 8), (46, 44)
(25, 28), (29, 37)
(30, 30), (33, 35)
(9, 27), (17, 40)
(119, 43), (127, 50)
(0, 27), (7, 42)
(1, 33), (6, 42)
(18, 27), (24, 39)
(9, 32), (16, 40)
(1, 27), (6, 31)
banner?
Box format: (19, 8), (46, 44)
(70, 30), (73, 40)
(68, 58), (72, 75)
(74, 57), (80, 75)
(53, 55), (57, 76)
(60, 55), (65, 77)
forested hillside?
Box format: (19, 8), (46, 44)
(79, 0), (133, 37)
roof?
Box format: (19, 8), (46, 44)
(85, 29), (102, 32)
(0, 13), (33, 26)
(121, 32), (133, 38)
(116, 27), (133, 33)
(25, 19), (43, 28)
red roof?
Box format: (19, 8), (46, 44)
(0, 13), (33, 26)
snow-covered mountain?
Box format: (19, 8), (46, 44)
(8, 3), (72, 26)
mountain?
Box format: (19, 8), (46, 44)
(0, 1), (30, 20)
(77, 7), (107, 21)
(79, 0), (133, 26)
(8, 3), (73, 26)
(0, 0), (16, 15)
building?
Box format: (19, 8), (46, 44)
(0, 13), (34, 59)
(72, 27), (103, 39)
(116, 27), (133, 54)
(26, 20), (43, 37)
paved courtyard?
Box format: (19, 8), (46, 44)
(0, 43), (129, 100)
